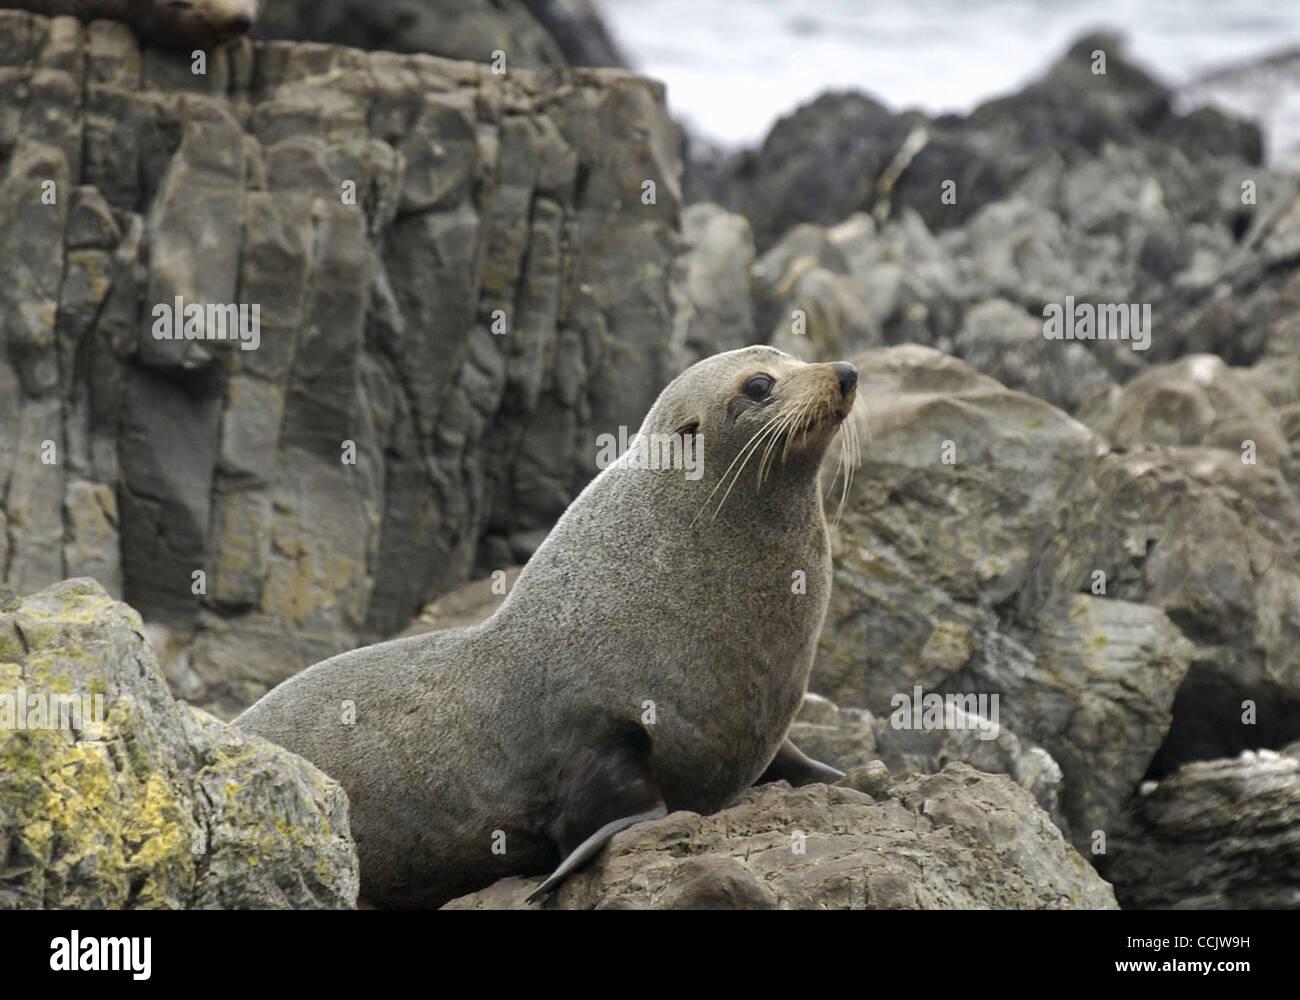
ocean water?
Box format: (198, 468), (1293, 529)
(600, 0), (1300, 155)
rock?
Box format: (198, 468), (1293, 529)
(521, 0), (628, 67)
(711, 32), (1262, 253)
(0, 578), (358, 909)
(668, 203), (757, 371)
(444, 765), (1117, 909)
(1177, 45), (1300, 167)
(811, 346), (1214, 850)
(396, 566), (523, 638)
(731, 90), (911, 251)
(0, 12), (683, 715)
(1084, 354), (1290, 463)
(257, 0), (566, 68)
(788, 692), (1066, 830)
(872, 701), (1066, 832)
(1032, 446), (1300, 778)
(752, 211), (960, 359)
(1106, 747), (1300, 908)
(954, 298), (1115, 414)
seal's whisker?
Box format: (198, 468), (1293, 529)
(691, 413), (781, 525)
(759, 408), (798, 484)
(828, 427), (847, 498)
(833, 412), (858, 527)
(755, 411), (794, 489)
(712, 417), (786, 519)
(781, 399), (811, 464)
(700, 414), (785, 523)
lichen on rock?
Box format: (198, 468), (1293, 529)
(0, 578), (358, 909)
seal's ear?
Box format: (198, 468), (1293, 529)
(527, 719), (666, 904)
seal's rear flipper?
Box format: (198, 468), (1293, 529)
(756, 738), (845, 786)
(526, 720), (666, 905)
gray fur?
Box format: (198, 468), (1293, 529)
(237, 345), (855, 907)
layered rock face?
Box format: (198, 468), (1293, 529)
(0, 578), (357, 908)
(0, 11), (684, 714)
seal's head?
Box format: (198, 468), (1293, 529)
(143, 0), (259, 49)
(640, 345), (859, 520)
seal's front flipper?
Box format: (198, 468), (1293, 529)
(527, 720), (666, 905)
(756, 738), (845, 787)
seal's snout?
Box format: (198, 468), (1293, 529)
(230, 12), (254, 33)
(833, 362), (857, 400)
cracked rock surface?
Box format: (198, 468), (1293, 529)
(0, 578), (357, 908)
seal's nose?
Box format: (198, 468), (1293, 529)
(231, 13), (254, 33)
(834, 362), (857, 399)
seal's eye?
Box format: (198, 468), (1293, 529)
(743, 374), (774, 401)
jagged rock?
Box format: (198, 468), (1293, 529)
(734, 90), (911, 251)
(257, 0), (565, 68)
(0, 578), (358, 909)
(0, 12), (683, 715)
(443, 765), (1117, 909)
(788, 692), (1066, 830)
(811, 346), (1213, 849)
(521, 0), (628, 68)
(953, 297), (1115, 414)
(668, 202), (757, 371)
(752, 210), (959, 359)
(708, 33), (1261, 252)
(1083, 354), (1289, 462)
(1106, 746), (1300, 908)
(1032, 446), (1300, 777)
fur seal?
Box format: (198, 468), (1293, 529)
(18, 0), (258, 49)
(237, 345), (860, 907)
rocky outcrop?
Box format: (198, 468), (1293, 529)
(0, 578), (357, 909)
(1106, 744), (1300, 908)
(811, 344), (1300, 856)
(0, 11), (684, 714)
(701, 33), (1262, 251)
(789, 693), (1066, 831)
(702, 30), (1300, 448)
(258, 0), (629, 70)
(521, 0), (628, 68)
(257, 0), (566, 68)
(444, 764), (1117, 909)
(668, 202), (757, 371)
(1177, 46), (1300, 167)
